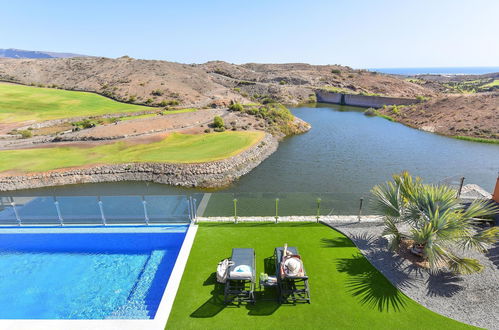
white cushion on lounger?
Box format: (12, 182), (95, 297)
(229, 264), (252, 278)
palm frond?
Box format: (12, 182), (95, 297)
(461, 199), (499, 220)
(371, 182), (402, 217)
(447, 257), (484, 275)
(381, 217), (401, 251)
(459, 227), (499, 253)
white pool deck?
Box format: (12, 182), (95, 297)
(0, 224), (198, 330)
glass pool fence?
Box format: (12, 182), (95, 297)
(0, 192), (374, 226)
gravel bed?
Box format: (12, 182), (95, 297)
(325, 220), (499, 329)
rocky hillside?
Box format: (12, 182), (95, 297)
(0, 56), (434, 107)
(378, 92), (499, 140)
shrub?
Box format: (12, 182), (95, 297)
(261, 97), (276, 104)
(128, 95), (137, 102)
(214, 127), (225, 132)
(145, 98), (154, 104)
(391, 105), (400, 115)
(213, 116), (224, 128)
(279, 80), (287, 85)
(204, 128), (211, 133)
(158, 100), (168, 107)
(331, 69), (341, 75)
(19, 130), (32, 139)
(151, 89), (164, 96)
(229, 103), (243, 112)
(73, 119), (97, 129)
(364, 108), (376, 116)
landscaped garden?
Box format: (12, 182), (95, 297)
(166, 223), (472, 329)
(0, 83), (153, 123)
(0, 131), (264, 173)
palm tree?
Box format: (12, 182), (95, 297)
(371, 172), (498, 275)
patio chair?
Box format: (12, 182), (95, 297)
(274, 245), (311, 303)
(224, 248), (256, 304)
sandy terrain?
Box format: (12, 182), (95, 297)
(379, 92), (499, 139)
(0, 57), (435, 109)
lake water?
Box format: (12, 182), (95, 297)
(3, 104), (499, 213)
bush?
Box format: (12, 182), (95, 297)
(145, 98), (154, 104)
(261, 97), (276, 104)
(229, 103), (243, 112)
(204, 128), (211, 133)
(151, 89), (164, 96)
(331, 69), (341, 75)
(214, 127), (225, 132)
(128, 95), (137, 102)
(391, 105), (400, 115)
(73, 119), (97, 129)
(213, 116), (224, 128)
(279, 80), (287, 85)
(19, 130), (32, 139)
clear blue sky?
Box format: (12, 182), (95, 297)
(1, 0), (498, 68)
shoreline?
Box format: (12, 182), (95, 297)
(0, 133), (279, 192)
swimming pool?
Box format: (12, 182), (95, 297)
(0, 225), (189, 319)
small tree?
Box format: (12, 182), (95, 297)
(372, 172), (498, 274)
(213, 116), (224, 128)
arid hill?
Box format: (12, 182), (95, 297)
(378, 92), (499, 140)
(0, 56), (434, 107)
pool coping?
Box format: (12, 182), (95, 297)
(0, 223), (199, 330)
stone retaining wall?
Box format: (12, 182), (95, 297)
(316, 90), (419, 108)
(0, 133), (278, 191)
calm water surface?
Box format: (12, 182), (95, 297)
(4, 104), (499, 199)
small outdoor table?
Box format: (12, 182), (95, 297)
(259, 274), (279, 301)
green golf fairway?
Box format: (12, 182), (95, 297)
(0, 83), (153, 123)
(0, 131), (264, 173)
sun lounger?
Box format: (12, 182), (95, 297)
(274, 246), (311, 303)
(224, 248), (256, 304)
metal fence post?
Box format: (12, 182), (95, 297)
(457, 177), (465, 198)
(142, 196), (149, 225)
(316, 198), (322, 222)
(275, 198), (279, 224)
(11, 201), (21, 226)
(358, 197), (364, 222)
(233, 198), (238, 224)
(98, 197), (106, 226)
(54, 197), (63, 226)
(193, 198), (197, 221)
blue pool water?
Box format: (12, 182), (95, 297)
(0, 226), (188, 319)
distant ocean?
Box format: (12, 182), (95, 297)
(367, 67), (499, 75)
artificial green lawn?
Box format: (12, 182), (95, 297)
(166, 223), (472, 330)
(0, 131), (264, 173)
(0, 83), (153, 123)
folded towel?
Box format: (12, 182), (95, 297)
(229, 264), (252, 278)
